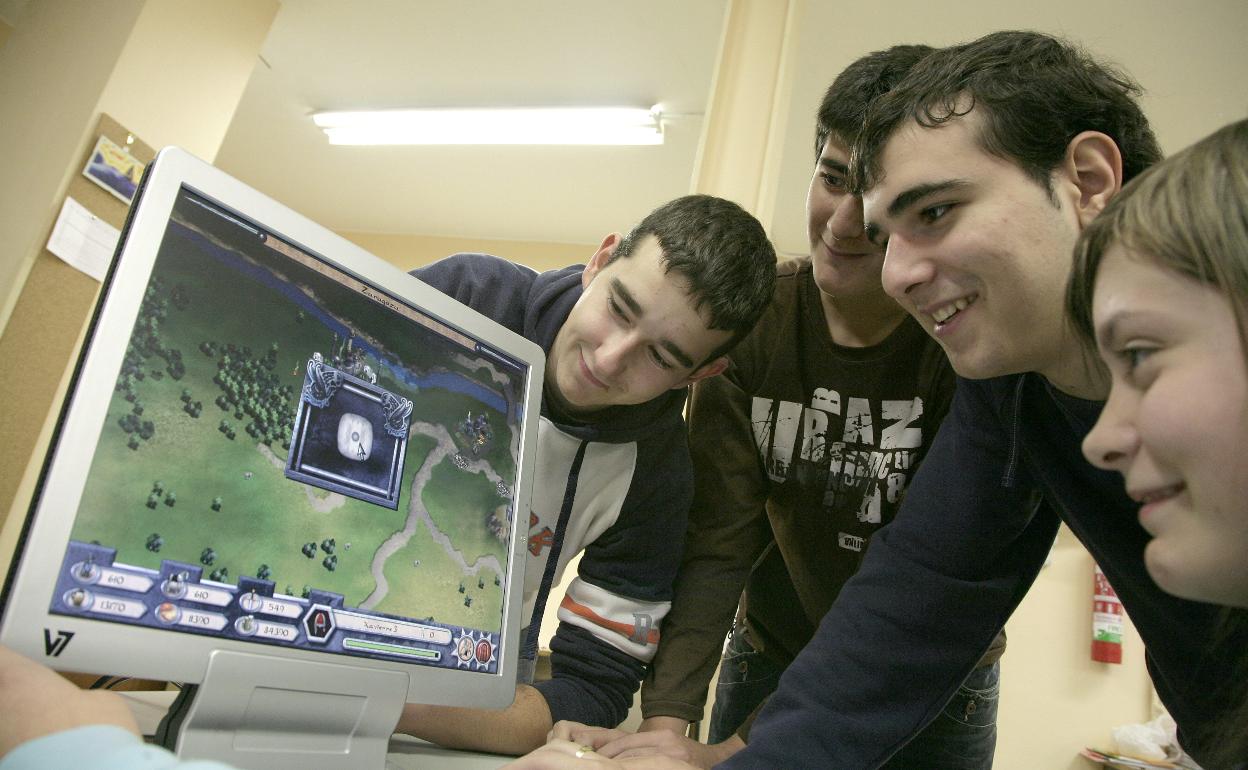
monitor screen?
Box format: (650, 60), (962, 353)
(0, 148), (542, 767)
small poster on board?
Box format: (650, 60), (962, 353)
(82, 135), (144, 204)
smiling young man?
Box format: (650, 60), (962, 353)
(578, 46), (1004, 770)
(394, 194), (777, 754)
(706, 31), (1248, 769)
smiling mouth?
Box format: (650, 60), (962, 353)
(578, 351), (608, 390)
(1133, 483), (1186, 535)
(930, 295), (977, 327)
(1133, 484), (1185, 506)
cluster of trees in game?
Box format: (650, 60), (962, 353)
(199, 340), (298, 448)
(300, 536), (344, 573)
(114, 279), (192, 450)
(141, 535), (233, 583)
(143, 479), (177, 514)
(456, 573), (502, 609)
(197, 546), (229, 582)
(142, 479), (242, 582)
(180, 389), (204, 418)
(141, 480), (225, 515)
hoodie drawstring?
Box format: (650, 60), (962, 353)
(521, 439), (589, 662)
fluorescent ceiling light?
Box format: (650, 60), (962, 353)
(312, 107), (664, 146)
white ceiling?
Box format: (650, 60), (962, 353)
(211, 0), (1248, 262)
(214, 0), (730, 248)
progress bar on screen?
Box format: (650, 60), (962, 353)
(343, 638), (442, 660)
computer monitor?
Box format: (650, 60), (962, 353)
(0, 147), (543, 769)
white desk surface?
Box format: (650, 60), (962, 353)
(120, 691), (515, 769)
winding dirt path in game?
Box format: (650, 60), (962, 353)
(359, 421), (505, 610)
(255, 443), (347, 513)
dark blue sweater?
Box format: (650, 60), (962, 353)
(723, 373), (1243, 769)
(412, 253), (693, 727)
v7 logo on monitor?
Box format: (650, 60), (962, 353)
(43, 629), (75, 657)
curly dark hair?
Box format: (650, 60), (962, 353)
(849, 31), (1162, 196)
(607, 194), (776, 362)
(814, 44), (936, 160)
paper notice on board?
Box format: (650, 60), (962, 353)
(46, 196), (120, 282)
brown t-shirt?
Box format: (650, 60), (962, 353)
(641, 258), (1005, 732)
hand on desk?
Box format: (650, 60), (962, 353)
(0, 645), (140, 756)
(544, 720), (743, 769)
(502, 739), (696, 769)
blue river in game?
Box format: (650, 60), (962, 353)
(171, 220), (510, 415)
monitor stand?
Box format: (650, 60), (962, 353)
(156, 649), (409, 770)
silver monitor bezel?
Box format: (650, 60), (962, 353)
(0, 146), (542, 710)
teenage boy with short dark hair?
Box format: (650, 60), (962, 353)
(396, 194), (777, 755)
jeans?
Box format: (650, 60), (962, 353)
(708, 627), (999, 769)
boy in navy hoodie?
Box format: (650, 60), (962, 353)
(395, 194), (777, 754)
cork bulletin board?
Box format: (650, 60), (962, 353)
(0, 113), (156, 538)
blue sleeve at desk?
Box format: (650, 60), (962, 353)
(0, 726), (238, 770)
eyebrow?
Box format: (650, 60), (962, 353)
(1095, 311), (1139, 351)
(610, 277), (696, 368)
(886, 179), (972, 219)
(611, 278), (643, 315)
(819, 158), (849, 175)
(1095, 314), (1121, 351)
(1095, 308), (1174, 353)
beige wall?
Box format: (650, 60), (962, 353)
(0, 0), (277, 547)
(98, 1), (277, 164)
(1003, 529), (1151, 770)
(0, 0), (145, 334)
(769, 0), (1248, 257)
(0, 0), (145, 546)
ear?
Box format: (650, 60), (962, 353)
(583, 232), (623, 288)
(675, 356), (729, 388)
(1061, 131), (1123, 228)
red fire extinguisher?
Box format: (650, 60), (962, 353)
(1092, 563), (1123, 664)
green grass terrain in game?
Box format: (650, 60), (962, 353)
(372, 457), (508, 625)
(69, 223), (519, 632)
